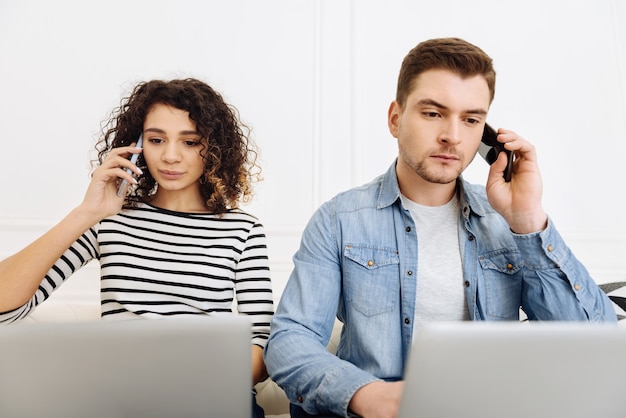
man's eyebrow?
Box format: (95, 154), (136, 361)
(418, 98), (448, 109)
(465, 108), (488, 116)
(417, 98), (488, 116)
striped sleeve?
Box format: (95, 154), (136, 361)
(0, 228), (99, 324)
(234, 221), (274, 348)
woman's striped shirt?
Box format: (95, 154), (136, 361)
(0, 203), (274, 347)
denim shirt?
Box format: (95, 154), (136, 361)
(264, 161), (616, 417)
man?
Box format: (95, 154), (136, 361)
(264, 37), (616, 418)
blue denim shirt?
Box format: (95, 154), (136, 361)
(264, 161), (616, 417)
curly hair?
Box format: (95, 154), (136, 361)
(94, 78), (261, 214)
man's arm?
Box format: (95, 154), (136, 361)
(484, 128), (615, 322)
(516, 220), (616, 322)
(264, 203), (379, 416)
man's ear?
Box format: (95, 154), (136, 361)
(387, 101), (401, 138)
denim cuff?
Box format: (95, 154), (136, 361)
(512, 217), (567, 269)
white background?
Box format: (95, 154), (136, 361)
(1, 0), (625, 306)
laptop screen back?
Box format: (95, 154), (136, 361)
(0, 316), (251, 418)
(399, 322), (626, 418)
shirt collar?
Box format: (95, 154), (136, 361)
(377, 159), (490, 217)
(377, 160), (403, 209)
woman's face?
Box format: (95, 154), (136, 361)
(141, 103), (206, 204)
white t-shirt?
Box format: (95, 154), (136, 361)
(401, 194), (471, 334)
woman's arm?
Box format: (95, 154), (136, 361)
(0, 207), (100, 312)
(234, 220), (274, 385)
(251, 344), (268, 385)
(0, 144), (142, 312)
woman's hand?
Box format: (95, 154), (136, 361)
(80, 143), (143, 220)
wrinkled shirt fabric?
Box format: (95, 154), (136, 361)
(264, 161), (616, 417)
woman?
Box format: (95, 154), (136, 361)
(0, 78), (273, 417)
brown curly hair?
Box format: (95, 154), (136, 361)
(94, 78), (261, 214)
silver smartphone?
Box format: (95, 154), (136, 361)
(116, 134), (143, 197)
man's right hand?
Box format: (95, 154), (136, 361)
(348, 380), (405, 418)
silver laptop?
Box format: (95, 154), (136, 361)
(399, 322), (626, 418)
(0, 316), (251, 418)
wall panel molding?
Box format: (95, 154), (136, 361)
(610, 0), (626, 138)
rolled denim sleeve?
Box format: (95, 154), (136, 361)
(264, 202), (379, 416)
(516, 218), (616, 322)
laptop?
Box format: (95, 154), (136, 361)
(0, 316), (251, 418)
(399, 322), (626, 418)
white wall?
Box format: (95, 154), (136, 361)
(1, 0), (625, 308)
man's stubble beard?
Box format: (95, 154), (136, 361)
(400, 150), (462, 185)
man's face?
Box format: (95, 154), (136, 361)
(388, 69), (491, 186)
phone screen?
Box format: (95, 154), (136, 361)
(478, 124), (513, 182)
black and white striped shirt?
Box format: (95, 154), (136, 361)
(1, 203), (274, 347)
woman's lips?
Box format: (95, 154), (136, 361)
(159, 169), (184, 180)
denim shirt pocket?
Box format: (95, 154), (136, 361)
(343, 244), (400, 316)
(478, 248), (523, 319)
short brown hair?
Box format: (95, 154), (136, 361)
(395, 38), (496, 107)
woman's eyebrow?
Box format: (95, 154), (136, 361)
(144, 127), (166, 134)
(179, 130), (200, 136)
(143, 128), (200, 136)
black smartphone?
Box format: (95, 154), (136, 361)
(478, 124), (513, 182)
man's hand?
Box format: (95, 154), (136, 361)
(348, 381), (405, 418)
(485, 128), (548, 234)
